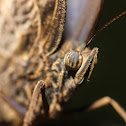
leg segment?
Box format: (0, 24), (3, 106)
(86, 96), (126, 122)
(74, 47), (98, 84)
(57, 65), (66, 102)
(41, 84), (49, 115)
(23, 80), (48, 126)
(63, 96), (126, 122)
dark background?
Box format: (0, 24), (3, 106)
(47, 0), (126, 126)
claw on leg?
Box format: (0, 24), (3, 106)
(23, 80), (45, 126)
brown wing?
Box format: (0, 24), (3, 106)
(64, 0), (104, 43)
(40, 0), (67, 56)
(0, 0), (42, 73)
(0, 0), (67, 69)
(0, 0), (41, 57)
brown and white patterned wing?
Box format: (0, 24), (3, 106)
(0, 0), (42, 73)
(64, 0), (103, 43)
(0, 0), (41, 58)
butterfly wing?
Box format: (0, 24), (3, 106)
(40, 0), (67, 56)
(64, 0), (104, 43)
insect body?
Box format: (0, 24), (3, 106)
(0, 0), (126, 126)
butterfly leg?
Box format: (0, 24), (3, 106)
(23, 80), (48, 126)
(85, 96), (126, 122)
(74, 47), (98, 84)
(63, 96), (126, 122)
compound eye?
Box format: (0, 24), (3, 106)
(64, 51), (83, 71)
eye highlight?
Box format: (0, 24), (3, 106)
(64, 51), (83, 71)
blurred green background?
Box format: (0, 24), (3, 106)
(47, 0), (126, 126)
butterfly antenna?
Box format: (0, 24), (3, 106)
(86, 11), (126, 47)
